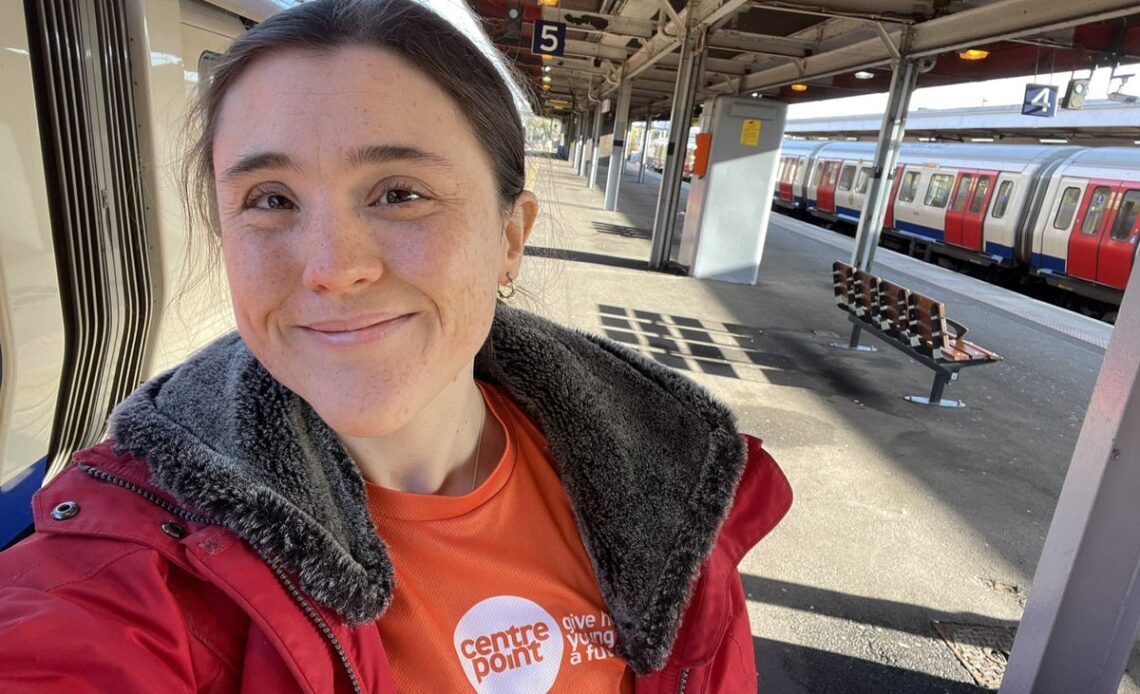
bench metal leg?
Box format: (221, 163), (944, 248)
(831, 323), (878, 352)
(904, 372), (964, 408)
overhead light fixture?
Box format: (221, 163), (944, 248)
(958, 49), (990, 61)
(970, 137), (994, 142)
(542, 84), (551, 91)
(1040, 138), (1069, 144)
(542, 75), (552, 83)
(543, 66), (551, 73)
(538, 0), (559, 5)
(541, 54), (552, 62)
(854, 71), (874, 80)
(790, 83), (808, 92)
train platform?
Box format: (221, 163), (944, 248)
(524, 154), (1133, 693)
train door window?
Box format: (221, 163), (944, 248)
(924, 174), (953, 208)
(969, 176), (992, 214)
(1109, 190), (1140, 241)
(796, 159), (806, 182)
(991, 180), (1014, 218)
(856, 167), (872, 194)
(838, 164), (856, 191)
(898, 171), (921, 202)
(949, 174), (973, 212)
(809, 163), (822, 186)
(1082, 186), (1112, 235)
(1053, 187), (1081, 229)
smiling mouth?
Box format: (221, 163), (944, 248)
(300, 313), (414, 345)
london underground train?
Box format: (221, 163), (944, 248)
(0, 0), (264, 547)
(774, 140), (1140, 312)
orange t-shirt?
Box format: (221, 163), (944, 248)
(366, 383), (635, 694)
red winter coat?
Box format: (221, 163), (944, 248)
(0, 309), (792, 693)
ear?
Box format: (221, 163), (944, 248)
(500, 190), (539, 283)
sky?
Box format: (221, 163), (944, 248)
(786, 62), (1140, 120)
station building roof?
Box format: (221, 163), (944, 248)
(463, 0), (1140, 120)
(787, 100), (1140, 145)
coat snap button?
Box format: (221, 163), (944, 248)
(51, 501), (80, 520)
(161, 521), (186, 539)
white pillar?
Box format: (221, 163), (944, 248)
(638, 112), (651, 184)
(603, 79), (633, 211)
(577, 107), (593, 177)
(588, 102), (604, 189)
(999, 259), (1140, 693)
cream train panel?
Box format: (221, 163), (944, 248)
(0, 4), (65, 497)
(126, 0), (243, 380)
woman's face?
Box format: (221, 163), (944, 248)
(212, 46), (532, 437)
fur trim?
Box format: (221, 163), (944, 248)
(109, 306), (745, 674)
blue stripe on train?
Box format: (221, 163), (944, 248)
(837, 206), (861, 223)
(1032, 252), (1066, 273)
(893, 219), (945, 242)
(1, 457), (46, 548)
(985, 242), (1014, 261)
(794, 196), (803, 207)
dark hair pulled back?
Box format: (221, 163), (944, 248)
(185, 0), (528, 237)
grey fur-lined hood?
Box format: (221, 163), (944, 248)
(109, 305), (746, 674)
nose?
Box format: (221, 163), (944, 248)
(301, 204), (384, 293)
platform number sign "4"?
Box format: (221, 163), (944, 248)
(532, 20), (566, 57)
(1022, 84), (1058, 118)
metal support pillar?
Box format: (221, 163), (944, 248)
(604, 79), (633, 211)
(578, 106), (593, 177)
(588, 101), (604, 188)
(638, 111), (651, 184)
(568, 114), (579, 166)
(1000, 261), (1140, 694)
(850, 57), (919, 272)
(649, 28), (702, 270)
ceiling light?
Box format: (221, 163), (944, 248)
(541, 54), (552, 62)
(1039, 138), (1068, 144)
(790, 83), (808, 92)
(970, 137), (994, 142)
(958, 49), (990, 61)
(543, 66), (551, 73)
(542, 84), (551, 91)
(854, 71), (874, 80)
(542, 75), (552, 83)
(538, 0), (559, 5)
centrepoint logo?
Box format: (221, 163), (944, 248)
(453, 596), (564, 693)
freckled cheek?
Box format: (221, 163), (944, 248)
(222, 235), (298, 335)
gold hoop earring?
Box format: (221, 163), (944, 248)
(497, 273), (516, 300)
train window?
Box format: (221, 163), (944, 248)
(898, 171), (921, 203)
(838, 165), (856, 191)
(796, 159), (806, 182)
(1080, 185), (1108, 237)
(809, 163), (822, 186)
(856, 167), (872, 194)
(1082, 186), (1112, 236)
(924, 174), (953, 208)
(1110, 190), (1140, 241)
(949, 174), (973, 212)
(969, 176), (992, 214)
(992, 181), (1014, 218)
(1053, 187), (1081, 230)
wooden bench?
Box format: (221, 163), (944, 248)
(831, 261), (1002, 407)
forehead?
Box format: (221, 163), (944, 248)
(213, 45), (476, 166)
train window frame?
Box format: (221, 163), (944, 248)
(898, 171), (921, 203)
(991, 180), (1014, 219)
(949, 174), (973, 212)
(838, 164), (856, 191)
(969, 175), (992, 214)
(1053, 187), (1082, 230)
(809, 162), (822, 187)
(1110, 190), (1140, 241)
(924, 174), (954, 208)
(856, 166), (872, 194)
(1082, 186), (1113, 236)
(795, 159), (806, 182)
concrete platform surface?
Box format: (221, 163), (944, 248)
(521, 154), (1137, 693)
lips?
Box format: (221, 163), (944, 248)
(299, 312), (415, 345)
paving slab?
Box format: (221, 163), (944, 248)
(523, 154), (1139, 693)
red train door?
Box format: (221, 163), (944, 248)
(1067, 180), (1119, 282)
(944, 171), (975, 247)
(778, 158), (794, 202)
(817, 161), (839, 213)
(884, 164), (904, 228)
(1096, 187), (1140, 290)
(961, 170), (997, 251)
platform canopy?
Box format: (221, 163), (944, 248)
(467, 0), (1140, 117)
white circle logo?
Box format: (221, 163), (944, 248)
(453, 596), (564, 693)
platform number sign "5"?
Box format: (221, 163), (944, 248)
(532, 20), (566, 57)
(1022, 83), (1058, 118)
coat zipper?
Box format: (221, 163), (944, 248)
(677, 668), (690, 694)
(79, 463), (363, 694)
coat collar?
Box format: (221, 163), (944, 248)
(109, 305), (746, 674)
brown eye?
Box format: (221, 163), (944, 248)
(381, 189), (423, 205)
(258, 194), (295, 210)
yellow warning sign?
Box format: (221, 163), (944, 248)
(741, 119), (762, 146)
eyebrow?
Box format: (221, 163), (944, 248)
(220, 144), (452, 182)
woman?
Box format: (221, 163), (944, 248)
(0, 0), (791, 691)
